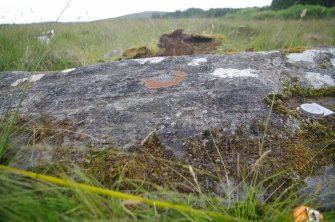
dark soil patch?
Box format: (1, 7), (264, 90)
(121, 29), (223, 59)
(158, 29), (222, 56)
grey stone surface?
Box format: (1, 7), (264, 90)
(0, 48), (334, 151)
(302, 166), (335, 210)
(1, 48), (335, 208)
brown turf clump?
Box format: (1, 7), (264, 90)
(158, 29), (223, 56)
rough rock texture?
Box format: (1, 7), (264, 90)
(302, 166), (335, 210)
(1, 47), (335, 208)
(1, 48), (334, 150)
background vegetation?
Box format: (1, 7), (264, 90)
(270, 0), (334, 10)
(157, 3), (335, 19)
(0, 7), (334, 72)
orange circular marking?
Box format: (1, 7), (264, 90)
(141, 70), (188, 89)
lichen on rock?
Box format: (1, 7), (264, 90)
(1, 47), (335, 207)
(123, 46), (155, 59)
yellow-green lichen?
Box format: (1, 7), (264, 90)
(198, 33), (225, 41)
(123, 46), (155, 59)
(283, 46), (309, 53)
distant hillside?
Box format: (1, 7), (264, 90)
(115, 11), (168, 19)
(105, 5), (334, 21)
(152, 5), (335, 19)
(161, 8), (240, 18)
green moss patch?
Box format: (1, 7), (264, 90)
(263, 85), (335, 173)
(8, 84), (335, 199)
(264, 85), (335, 118)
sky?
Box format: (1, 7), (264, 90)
(0, 0), (272, 24)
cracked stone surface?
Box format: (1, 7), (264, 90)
(0, 48), (334, 151)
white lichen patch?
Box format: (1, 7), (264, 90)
(286, 49), (317, 63)
(188, 58), (207, 66)
(210, 68), (258, 78)
(331, 59), (335, 67)
(304, 72), (335, 88)
(31, 74), (45, 82)
(62, 68), (76, 73)
(135, 57), (165, 65)
(328, 48), (335, 55)
(11, 79), (27, 87)
(11, 74), (45, 87)
(256, 50), (280, 55)
(287, 48), (335, 64)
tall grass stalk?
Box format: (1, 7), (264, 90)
(259, 8), (307, 155)
(0, 164), (242, 222)
(0, 79), (30, 163)
(245, 10), (309, 215)
(0, 0), (74, 164)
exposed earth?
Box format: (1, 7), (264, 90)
(157, 28), (223, 56)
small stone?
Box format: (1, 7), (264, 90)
(298, 103), (334, 117)
(299, 103), (324, 117)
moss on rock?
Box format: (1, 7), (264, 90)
(283, 46), (309, 53)
(123, 46), (155, 59)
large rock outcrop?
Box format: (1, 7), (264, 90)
(1, 48), (335, 208)
(1, 48), (334, 150)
